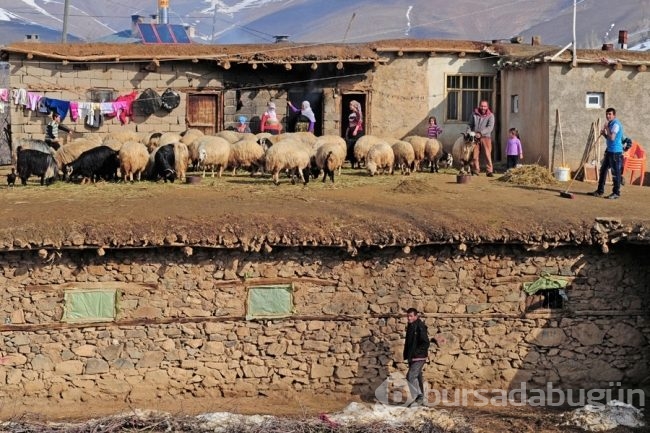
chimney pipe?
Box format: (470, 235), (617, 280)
(150, 14), (158, 24)
(531, 35), (541, 46)
(158, 0), (169, 25)
(601, 43), (614, 51)
(618, 30), (628, 49)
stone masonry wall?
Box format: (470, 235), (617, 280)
(0, 244), (648, 406)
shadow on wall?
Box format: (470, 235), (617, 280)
(506, 245), (650, 408)
(351, 330), (391, 402)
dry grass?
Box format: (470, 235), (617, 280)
(497, 164), (558, 187)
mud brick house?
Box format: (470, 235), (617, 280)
(497, 45), (650, 178)
(2, 38), (649, 173)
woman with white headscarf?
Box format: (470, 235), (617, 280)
(288, 100), (316, 133)
(261, 101), (283, 135)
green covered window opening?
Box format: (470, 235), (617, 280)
(246, 284), (294, 321)
(62, 288), (117, 323)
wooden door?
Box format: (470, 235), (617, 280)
(186, 93), (220, 134)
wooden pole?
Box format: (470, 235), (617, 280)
(557, 109), (566, 167)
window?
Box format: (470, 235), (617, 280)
(446, 75), (494, 121)
(511, 95), (519, 113)
(526, 289), (567, 312)
(62, 288), (117, 323)
(246, 284), (294, 320)
(586, 92), (604, 109)
(89, 88), (115, 103)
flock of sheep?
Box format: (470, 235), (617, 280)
(12, 128), (473, 186)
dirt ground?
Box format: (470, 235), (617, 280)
(1, 165), (649, 250)
(1, 165), (649, 431)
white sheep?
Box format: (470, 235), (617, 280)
(403, 136), (427, 171)
(104, 131), (143, 145)
(265, 139), (311, 185)
(118, 141), (150, 182)
(180, 128), (204, 146)
(391, 140), (415, 175)
(216, 130), (244, 144)
(314, 141), (346, 183)
(423, 138), (443, 172)
(195, 136), (231, 178)
(102, 138), (124, 152)
(354, 135), (389, 169)
(173, 141), (189, 181)
(228, 139), (266, 176)
(54, 138), (103, 169)
(366, 142), (395, 176)
(452, 133), (479, 175)
(143, 132), (162, 152)
(159, 132), (182, 147)
(313, 135), (347, 177)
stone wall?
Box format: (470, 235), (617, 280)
(0, 244), (648, 405)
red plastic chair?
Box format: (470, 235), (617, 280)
(623, 141), (646, 186)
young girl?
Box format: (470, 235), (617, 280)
(426, 116), (442, 139)
(506, 128), (523, 169)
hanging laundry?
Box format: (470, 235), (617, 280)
(38, 97), (51, 114)
(111, 90), (138, 125)
(42, 98), (71, 121)
(0, 88), (9, 102)
(12, 88), (27, 106)
(26, 92), (42, 111)
(69, 101), (79, 122)
(99, 102), (114, 117)
(77, 101), (93, 121)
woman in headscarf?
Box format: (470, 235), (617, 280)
(345, 100), (364, 166)
(235, 115), (251, 133)
(288, 100), (316, 133)
(260, 101), (283, 135)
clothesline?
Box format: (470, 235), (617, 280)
(0, 87), (160, 127)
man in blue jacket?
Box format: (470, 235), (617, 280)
(590, 107), (624, 199)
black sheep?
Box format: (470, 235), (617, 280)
(153, 144), (177, 183)
(64, 145), (120, 183)
(16, 146), (58, 186)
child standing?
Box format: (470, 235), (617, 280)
(506, 128), (523, 169)
(426, 116), (442, 139)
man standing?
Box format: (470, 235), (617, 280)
(590, 107), (624, 199)
(468, 100), (495, 177)
(403, 308), (429, 406)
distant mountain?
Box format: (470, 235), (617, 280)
(0, 0), (648, 49)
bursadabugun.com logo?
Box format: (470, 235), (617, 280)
(375, 374), (646, 408)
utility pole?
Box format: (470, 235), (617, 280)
(211, 4), (217, 44)
(61, 0), (70, 42)
(572, 0), (577, 67)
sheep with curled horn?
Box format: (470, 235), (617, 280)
(452, 132), (480, 175)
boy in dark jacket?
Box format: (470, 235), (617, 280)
(403, 308), (429, 405)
